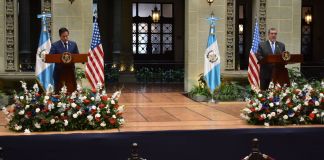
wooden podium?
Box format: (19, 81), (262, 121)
(258, 52), (303, 87)
(45, 53), (88, 93)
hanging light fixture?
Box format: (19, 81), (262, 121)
(68, 0), (75, 4)
(152, 3), (160, 23)
(304, 9), (312, 24)
(207, 0), (214, 6)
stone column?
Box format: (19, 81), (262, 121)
(120, 0), (133, 69)
(18, 0), (32, 71)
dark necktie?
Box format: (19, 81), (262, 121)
(64, 43), (68, 51)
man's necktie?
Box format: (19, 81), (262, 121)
(271, 42), (275, 54)
(64, 43), (68, 51)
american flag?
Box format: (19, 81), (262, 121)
(86, 20), (105, 89)
(248, 20), (260, 90)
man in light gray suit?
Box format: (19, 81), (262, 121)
(257, 28), (286, 90)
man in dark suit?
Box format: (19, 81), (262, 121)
(257, 28), (286, 90)
(49, 27), (79, 93)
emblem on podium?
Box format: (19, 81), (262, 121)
(62, 52), (72, 63)
(282, 51), (291, 61)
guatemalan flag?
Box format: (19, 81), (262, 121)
(204, 15), (221, 92)
(35, 13), (54, 90)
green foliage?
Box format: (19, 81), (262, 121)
(189, 73), (211, 98)
(106, 67), (119, 82)
(135, 67), (184, 83)
(288, 67), (307, 85)
(75, 67), (86, 80)
(214, 82), (245, 101)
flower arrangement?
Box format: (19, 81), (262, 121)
(1, 81), (125, 133)
(241, 81), (324, 126)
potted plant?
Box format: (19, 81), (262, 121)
(189, 73), (211, 102)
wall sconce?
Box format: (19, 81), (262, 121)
(68, 0), (75, 4)
(305, 10), (312, 24)
(239, 24), (244, 34)
(207, 0), (214, 6)
(152, 5), (160, 23)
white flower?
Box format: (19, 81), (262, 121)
(100, 121), (106, 127)
(321, 112), (324, 117)
(304, 101), (309, 106)
(317, 114), (320, 118)
(258, 94), (263, 98)
(243, 108), (252, 114)
(112, 115), (116, 119)
(300, 117), (305, 122)
(33, 83), (39, 92)
(18, 110), (25, 115)
(315, 101), (320, 106)
(44, 96), (50, 100)
(15, 124), (22, 131)
(312, 109), (318, 114)
(252, 103), (257, 107)
(111, 100), (115, 105)
(277, 109), (283, 114)
(118, 105), (124, 112)
(35, 108), (40, 113)
(1, 107), (9, 115)
(282, 93), (287, 97)
(112, 91), (121, 99)
(87, 115), (93, 121)
(91, 97), (95, 101)
(289, 113), (295, 117)
(285, 99), (291, 104)
(73, 113), (78, 118)
(293, 107), (298, 112)
(24, 129), (31, 134)
(106, 109), (111, 114)
(71, 103), (77, 108)
(118, 118), (125, 125)
(50, 119), (55, 124)
(320, 93), (324, 97)
(57, 102), (62, 108)
(271, 112), (276, 117)
(275, 102), (280, 106)
(95, 113), (101, 118)
(25, 105), (30, 109)
(283, 115), (288, 120)
(61, 113), (64, 116)
(264, 122), (269, 127)
(71, 92), (77, 99)
(91, 105), (96, 110)
(20, 96), (24, 100)
(269, 103), (274, 107)
(267, 114), (272, 119)
(34, 123), (41, 129)
(64, 120), (68, 126)
(77, 84), (82, 92)
(77, 111), (82, 115)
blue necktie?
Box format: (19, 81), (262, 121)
(271, 42), (275, 54)
(64, 43), (68, 52)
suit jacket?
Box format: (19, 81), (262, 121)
(257, 40), (286, 80)
(49, 40), (79, 85)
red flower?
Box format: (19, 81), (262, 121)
(261, 98), (266, 102)
(35, 93), (41, 97)
(95, 117), (101, 122)
(76, 106), (81, 110)
(258, 116), (264, 121)
(114, 104), (119, 109)
(92, 88), (97, 93)
(84, 99), (90, 104)
(309, 113), (315, 120)
(26, 111), (32, 117)
(287, 103), (294, 108)
(109, 118), (116, 125)
(268, 97), (273, 102)
(101, 96), (108, 101)
(250, 108), (255, 112)
(99, 104), (105, 109)
(117, 112), (123, 116)
(68, 99), (74, 103)
(308, 100), (314, 106)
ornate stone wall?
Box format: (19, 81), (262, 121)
(225, 0), (235, 70)
(4, 0), (18, 71)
